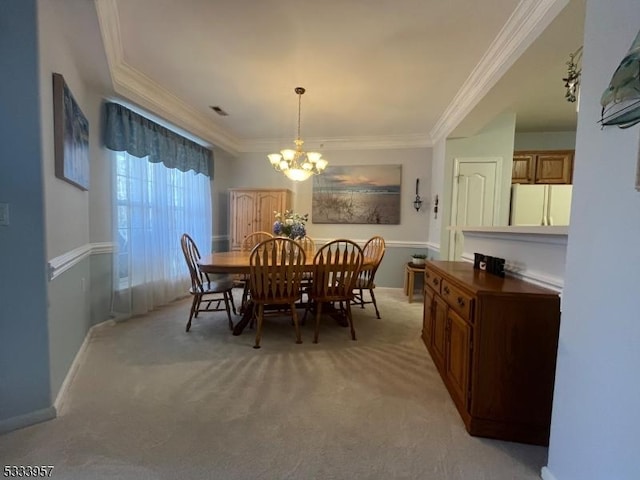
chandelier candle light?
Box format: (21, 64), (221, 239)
(268, 87), (328, 181)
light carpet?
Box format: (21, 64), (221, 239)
(0, 288), (547, 479)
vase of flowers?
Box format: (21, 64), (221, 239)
(273, 210), (309, 240)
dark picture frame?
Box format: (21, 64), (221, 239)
(53, 72), (89, 190)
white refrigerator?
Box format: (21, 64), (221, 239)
(510, 184), (572, 226)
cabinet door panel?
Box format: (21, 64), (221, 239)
(535, 153), (573, 184)
(431, 295), (447, 371)
(423, 287), (435, 347)
(230, 190), (291, 250)
(230, 191), (257, 250)
(256, 192), (284, 233)
(446, 309), (471, 409)
(512, 154), (535, 184)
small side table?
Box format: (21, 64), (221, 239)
(404, 262), (425, 303)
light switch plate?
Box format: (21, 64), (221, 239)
(0, 203), (9, 226)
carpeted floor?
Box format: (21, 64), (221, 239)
(0, 288), (547, 479)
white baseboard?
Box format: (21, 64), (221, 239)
(54, 319), (113, 415)
(0, 407), (56, 435)
(541, 466), (558, 480)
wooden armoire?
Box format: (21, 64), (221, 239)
(228, 188), (292, 250)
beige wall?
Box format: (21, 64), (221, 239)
(440, 113), (516, 258)
(223, 147), (433, 245)
(514, 131), (576, 151)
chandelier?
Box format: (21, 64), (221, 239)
(268, 87), (328, 181)
(563, 46), (583, 103)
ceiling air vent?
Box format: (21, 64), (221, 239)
(209, 105), (229, 116)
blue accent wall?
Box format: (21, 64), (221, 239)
(0, 0), (53, 427)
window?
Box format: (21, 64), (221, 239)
(112, 151), (212, 316)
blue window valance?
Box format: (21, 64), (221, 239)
(104, 102), (212, 176)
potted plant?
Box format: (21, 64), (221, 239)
(411, 253), (427, 266)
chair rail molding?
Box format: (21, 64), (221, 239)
(48, 242), (115, 281)
(314, 238), (430, 249)
(426, 241), (440, 253)
(460, 226), (568, 292)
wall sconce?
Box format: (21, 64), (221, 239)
(433, 194), (439, 219)
(413, 178), (423, 211)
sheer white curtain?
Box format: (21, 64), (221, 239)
(112, 151), (212, 318)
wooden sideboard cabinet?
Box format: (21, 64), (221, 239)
(512, 150), (574, 184)
(422, 261), (560, 445)
(229, 188), (292, 250)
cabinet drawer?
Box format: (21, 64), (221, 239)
(441, 280), (473, 321)
(424, 267), (442, 294)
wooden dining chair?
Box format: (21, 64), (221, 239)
(297, 236), (316, 298)
(181, 233), (236, 332)
(306, 239), (364, 343)
(249, 237), (307, 349)
(297, 236), (316, 257)
(242, 231), (274, 251)
(352, 236), (386, 318)
(237, 231), (274, 312)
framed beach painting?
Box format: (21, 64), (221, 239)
(53, 72), (89, 190)
(312, 164), (402, 224)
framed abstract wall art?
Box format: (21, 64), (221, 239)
(53, 72), (89, 190)
(312, 164), (401, 224)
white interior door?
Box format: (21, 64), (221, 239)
(449, 158), (501, 260)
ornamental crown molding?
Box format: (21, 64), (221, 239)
(241, 134), (432, 153)
(95, 0), (241, 155)
(429, 0), (569, 143)
(96, 0), (567, 154)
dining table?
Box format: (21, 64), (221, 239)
(198, 250), (374, 336)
